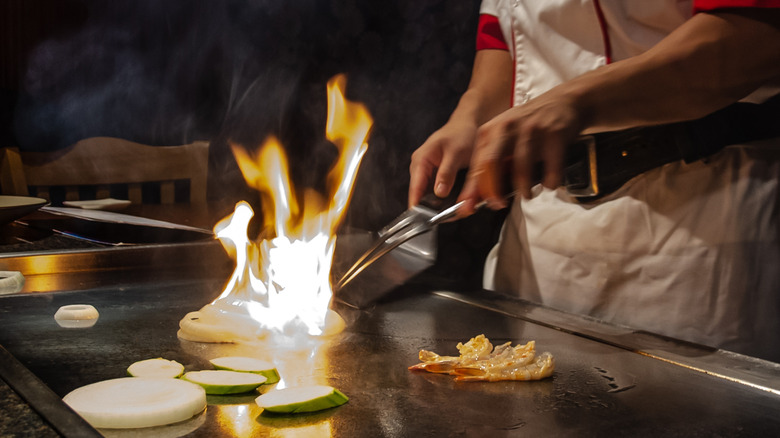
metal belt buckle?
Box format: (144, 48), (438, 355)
(563, 135), (600, 198)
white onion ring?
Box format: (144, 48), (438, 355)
(0, 271), (24, 295)
(54, 304), (99, 328)
(63, 377), (207, 429)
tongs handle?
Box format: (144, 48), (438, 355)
(428, 199), (468, 226)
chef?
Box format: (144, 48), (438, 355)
(409, 0), (780, 361)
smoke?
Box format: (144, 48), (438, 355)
(15, 1), (231, 150)
(13, 0), (481, 230)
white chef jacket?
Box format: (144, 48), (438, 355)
(479, 0), (780, 361)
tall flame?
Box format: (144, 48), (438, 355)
(178, 74), (371, 342)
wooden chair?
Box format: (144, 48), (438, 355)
(0, 147), (29, 196)
(19, 137), (209, 204)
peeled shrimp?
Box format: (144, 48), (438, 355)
(409, 334), (554, 382)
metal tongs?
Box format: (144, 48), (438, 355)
(336, 194), (480, 290)
(336, 135), (604, 290)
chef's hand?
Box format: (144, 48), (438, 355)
(458, 92), (584, 213)
(408, 121), (477, 208)
(410, 49), (514, 210)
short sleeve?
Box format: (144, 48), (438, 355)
(694, 0), (780, 12)
(476, 14), (509, 51)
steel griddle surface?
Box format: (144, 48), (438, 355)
(1, 279), (780, 437)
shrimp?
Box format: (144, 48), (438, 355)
(409, 334), (554, 382)
(452, 351), (555, 382)
(407, 350), (460, 373)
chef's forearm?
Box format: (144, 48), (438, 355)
(449, 49), (514, 127)
(564, 9), (780, 132)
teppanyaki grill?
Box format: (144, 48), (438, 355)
(0, 236), (779, 436)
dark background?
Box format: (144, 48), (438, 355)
(0, 0), (504, 288)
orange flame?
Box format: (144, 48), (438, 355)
(179, 74), (371, 341)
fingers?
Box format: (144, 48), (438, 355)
(468, 105), (577, 204)
(456, 174), (480, 218)
(467, 119), (514, 209)
(408, 154), (435, 208)
(511, 124), (564, 197)
(459, 126), (511, 218)
(408, 141), (460, 208)
(433, 152), (461, 198)
(512, 122), (537, 199)
(539, 131), (565, 190)
(409, 125), (477, 207)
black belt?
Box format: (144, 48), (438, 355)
(562, 93), (780, 201)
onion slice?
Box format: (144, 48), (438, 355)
(255, 385), (349, 413)
(127, 358), (185, 378)
(54, 304), (99, 328)
(63, 377), (206, 429)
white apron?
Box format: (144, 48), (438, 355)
(481, 0), (780, 361)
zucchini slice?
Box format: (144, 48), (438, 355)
(255, 385), (348, 413)
(181, 370), (267, 394)
(209, 356), (280, 384)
